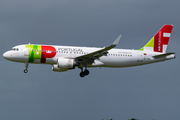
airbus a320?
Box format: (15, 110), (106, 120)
(3, 25), (175, 77)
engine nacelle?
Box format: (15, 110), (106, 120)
(57, 58), (74, 68)
(52, 64), (68, 72)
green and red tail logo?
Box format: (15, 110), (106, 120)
(139, 25), (173, 53)
(25, 45), (56, 63)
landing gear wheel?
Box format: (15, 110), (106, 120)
(24, 69), (28, 73)
(84, 69), (89, 75)
(80, 72), (85, 77)
(24, 63), (29, 73)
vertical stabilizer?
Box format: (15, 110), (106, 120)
(139, 25), (173, 53)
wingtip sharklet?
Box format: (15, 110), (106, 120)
(112, 35), (122, 46)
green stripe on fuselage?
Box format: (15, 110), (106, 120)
(25, 45), (42, 63)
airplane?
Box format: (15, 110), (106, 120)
(3, 24), (175, 77)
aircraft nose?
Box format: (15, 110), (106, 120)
(3, 51), (11, 60)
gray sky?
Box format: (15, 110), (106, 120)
(1, 0), (180, 120)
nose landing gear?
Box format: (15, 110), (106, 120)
(24, 63), (29, 73)
(24, 69), (28, 73)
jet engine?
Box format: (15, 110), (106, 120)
(52, 64), (68, 72)
(57, 58), (75, 68)
(52, 58), (78, 72)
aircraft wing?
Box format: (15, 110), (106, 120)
(75, 35), (122, 62)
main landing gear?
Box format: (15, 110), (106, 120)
(79, 68), (90, 77)
(24, 63), (29, 73)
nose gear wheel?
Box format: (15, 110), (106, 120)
(24, 69), (28, 73)
(24, 63), (29, 73)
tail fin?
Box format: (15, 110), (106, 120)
(139, 24), (173, 53)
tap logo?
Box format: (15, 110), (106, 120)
(25, 45), (56, 63)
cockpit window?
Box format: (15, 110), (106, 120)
(11, 48), (19, 51)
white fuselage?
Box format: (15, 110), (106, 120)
(3, 44), (175, 68)
(3, 25), (175, 77)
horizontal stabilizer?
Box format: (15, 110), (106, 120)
(153, 52), (175, 58)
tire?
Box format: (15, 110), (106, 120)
(80, 72), (85, 77)
(84, 69), (89, 75)
(24, 69), (28, 73)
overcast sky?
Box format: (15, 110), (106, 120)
(1, 0), (180, 120)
